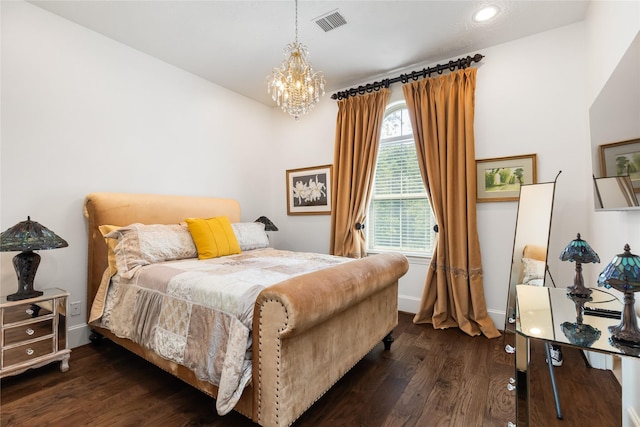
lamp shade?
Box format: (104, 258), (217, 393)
(0, 217), (68, 252)
(1, 217), (68, 301)
(560, 233), (599, 297)
(255, 216), (278, 232)
(559, 233), (600, 264)
(598, 244), (640, 345)
(597, 244), (640, 287)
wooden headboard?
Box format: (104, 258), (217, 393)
(83, 192), (241, 321)
(522, 244), (547, 262)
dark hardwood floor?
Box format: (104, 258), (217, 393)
(1, 312), (621, 426)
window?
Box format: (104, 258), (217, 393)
(366, 104), (435, 256)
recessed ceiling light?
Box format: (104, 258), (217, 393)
(473, 5), (499, 22)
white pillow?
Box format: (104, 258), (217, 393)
(232, 222), (269, 251)
(105, 223), (198, 278)
(521, 257), (546, 285)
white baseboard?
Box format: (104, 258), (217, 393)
(487, 309), (505, 332)
(398, 294), (420, 314)
(582, 350), (613, 370)
(68, 323), (92, 348)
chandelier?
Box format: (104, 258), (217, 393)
(267, 0), (325, 119)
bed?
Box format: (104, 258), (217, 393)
(84, 192), (409, 427)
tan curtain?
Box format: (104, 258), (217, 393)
(330, 89), (390, 258)
(402, 68), (500, 338)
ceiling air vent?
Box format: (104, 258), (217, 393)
(314, 10), (347, 32)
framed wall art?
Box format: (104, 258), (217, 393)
(286, 164), (332, 215)
(599, 138), (640, 193)
(476, 154), (537, 202)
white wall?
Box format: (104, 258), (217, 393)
(585, 1), (640, 269)
(476, 23), (590, 324)
(584, 2), (640, 426)
(1, 1), (274, 346)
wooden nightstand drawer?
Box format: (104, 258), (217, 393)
(3, 319), (53, 346)
(2, 302), (53, 325)
(1, 289), (70, 378)
(3, 338), (54, 368)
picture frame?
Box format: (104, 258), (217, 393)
(476, 154), (537, 202)
(286, 164), (332, 215)
(599, 138), (640, 193)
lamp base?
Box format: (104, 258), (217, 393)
(7, 289), (44, 301)
(567, 263), (593, 297)
(567, 284), (593, 297)
(608, 289), (640, 346)
(6, 251), (43, 301)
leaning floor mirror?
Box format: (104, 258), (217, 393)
(504, 178), (558, 337)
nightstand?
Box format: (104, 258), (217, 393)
(0, 288), (71, 378)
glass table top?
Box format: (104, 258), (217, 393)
(516, 285), (640, 358)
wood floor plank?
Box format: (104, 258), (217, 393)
(526, 340), (621, 427)
(0, 313), (622, 427)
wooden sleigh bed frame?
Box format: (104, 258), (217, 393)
(84, 192), (409, 427)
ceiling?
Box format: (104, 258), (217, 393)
(29, 1), (589, 107)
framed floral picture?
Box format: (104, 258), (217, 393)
(476, 154), (537, 202)
(599, 138), (640, 193)
(286, 164), (332, 215)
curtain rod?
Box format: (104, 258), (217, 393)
(330, 53), (484, 101)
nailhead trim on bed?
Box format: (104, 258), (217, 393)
(255, 296), (384, 427)
(257, 298), (288, 426)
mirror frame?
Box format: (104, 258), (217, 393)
(504, 180), (558, 334)
(593, 175), (639, 209)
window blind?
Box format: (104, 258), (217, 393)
(368, 136), (435, 254)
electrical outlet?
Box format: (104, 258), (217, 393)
(70, 301), (81, 316)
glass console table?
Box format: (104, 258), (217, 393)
(515, 284), (639, 425)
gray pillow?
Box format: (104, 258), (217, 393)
(231, 222), (270, 251)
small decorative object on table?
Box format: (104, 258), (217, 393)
(0, 217), (68, 301)
(598, 244), (640, 346)
(559, 233), (600, 297)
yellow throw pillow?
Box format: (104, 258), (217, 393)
(98, 224), (121, 277)
(185, 216), (241, 260)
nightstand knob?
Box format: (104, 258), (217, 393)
(26, 328), (35, 336)
(25, 308), (34, 316)
(26, 348), (34, 356)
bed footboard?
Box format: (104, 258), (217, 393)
(252, 253), (408, 427)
